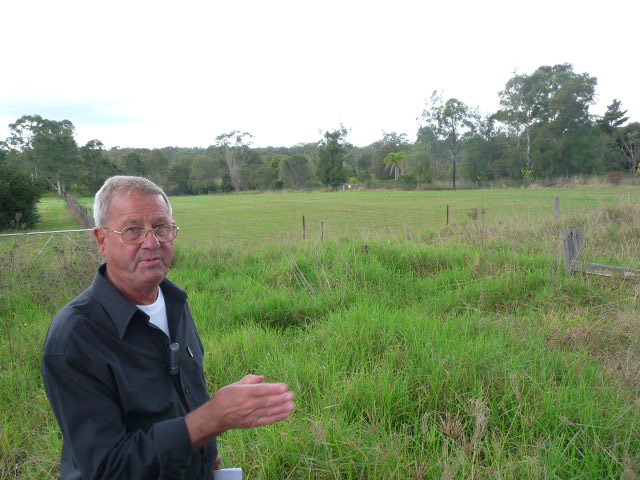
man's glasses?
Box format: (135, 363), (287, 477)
(102, 224), (180, 245)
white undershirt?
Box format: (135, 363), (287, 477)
(137, 287), (170, 339)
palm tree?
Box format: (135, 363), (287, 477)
(384, 152), (407, 181)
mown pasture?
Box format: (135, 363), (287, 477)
(70, 186), (640, 248)
(170, 187), (639, 249)
(1, 187), (640, 479)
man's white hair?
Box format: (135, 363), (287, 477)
(93, 176), (172, 227)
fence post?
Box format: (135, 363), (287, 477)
(554, 197), (560, 220)
(562, 228), (640, 279)
(446, 205), (449, 225)
(562, 229), (583, 272)
(321, 221), (324, 242)
(302, 216), (306, 241)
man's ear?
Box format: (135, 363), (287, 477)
(93, 227), (107, 256)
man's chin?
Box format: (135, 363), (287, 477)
(136, 263), (168, 281)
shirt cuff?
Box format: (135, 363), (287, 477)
(153, 417), (193, 476)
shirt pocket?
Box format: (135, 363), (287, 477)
(181, 342), (210, 406)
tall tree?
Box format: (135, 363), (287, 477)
(79, 140), (117, 194)
(495, 72), (537, 171)
(7, 115), (42, 179)
(420, 93), (475, 189)
(531, 65), (600, 176)
(7, 115), (79, 195)
(167, 157), (194, 195)
(495, 64), (601, 178)
(215, 131), (253, 191)
(143, 149), (169, 187)
(280, 155), (312, 189)
(597, 99), (628, 135)
(463, 115), (510, 183)
(122, 151), (146, 176)
(316, 128), (350, 187)
(598, 100), (630, 171)
(415, 125), (444, 183)
(620, 123), (640, 175)
(384, 152), (407, 181)
(190, 154), (220, 194)
(369, 132), (409, 179)
(248, 156), (282, 190)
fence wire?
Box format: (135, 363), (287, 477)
(170, 201), (574, 249)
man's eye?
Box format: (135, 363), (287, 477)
(125, 227), (143, 233)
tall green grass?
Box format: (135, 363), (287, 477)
(171, 241), (639, 479)
(1, 189), (640, 478)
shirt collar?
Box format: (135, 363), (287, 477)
(92, 264), (188, 340)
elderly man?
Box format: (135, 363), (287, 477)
(42, 176), (295, 479)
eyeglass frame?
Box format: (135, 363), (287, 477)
(101, 223), (180, 244)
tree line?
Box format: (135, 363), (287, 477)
(1, 63), (639, 229)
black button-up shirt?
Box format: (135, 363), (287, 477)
(42, 264), (217, 479)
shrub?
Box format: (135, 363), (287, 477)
(0, 163), (42, 229)
(608, 171), (624, 185)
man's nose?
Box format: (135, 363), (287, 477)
(140, 229), (161, 248)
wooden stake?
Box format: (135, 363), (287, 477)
(562, 229), (584, 272)
(562, 228), (640, 279)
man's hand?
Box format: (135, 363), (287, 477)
(186, 375), (295, 450)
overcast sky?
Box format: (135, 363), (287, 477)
(1, 0), (637, 149)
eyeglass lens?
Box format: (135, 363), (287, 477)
(122, 225), (177, 243)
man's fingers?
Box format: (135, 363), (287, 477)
(226, 385), (294, 413)
(247, 400), (296, 428)
(237, 374), (264, 385)
(218, 384), (295, 426)
(188, 380), (296, 441)
(229, 382), (292, 399)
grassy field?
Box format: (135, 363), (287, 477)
(27, 194), (82, 232)
(71, 186), (640, 248)
(168, 187), (640, 249)
(1, 187), (640, 478)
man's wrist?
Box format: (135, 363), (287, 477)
(186, 404), (223, 450)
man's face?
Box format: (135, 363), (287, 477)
(94, 190), (175, 295)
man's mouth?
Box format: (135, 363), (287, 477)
(139, 257), (162, 264)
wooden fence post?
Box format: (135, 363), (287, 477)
(554, 197), (560, 220)
(446, 205), (449, 225)
(562, 228), (640, 279)
(302, 216), (306, 241)
(321, 221), (324, 242)
(562, 229), (583, 272)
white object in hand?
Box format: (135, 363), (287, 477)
(213, 467), (243, 480)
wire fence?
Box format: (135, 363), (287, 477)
(0, 210), (530, 262)
(62, 192), (94, 228)
(169, 200), (572, 249)
(1, 190), (637, 260)
(0, 229), (100, 265)
(0, 192), (97, 263)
